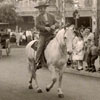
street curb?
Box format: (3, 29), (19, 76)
(64, 68), (100, 78)
(42, 67), (100, 78)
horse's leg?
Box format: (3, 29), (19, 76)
(34, 75), (43, 93)
(28, 59), (42, 93)
(57, 65), (65, 98)
(46, 65), (57, 92)
(29, 73), (34, 89)
(58, 70), (64, 98)
(29, 70), (42, 93)
(28, 60), (34, 89)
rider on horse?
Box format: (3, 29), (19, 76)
(34, 1), (59, 69)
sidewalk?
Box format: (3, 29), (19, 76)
(65, 58), (100, 78)
(65, 68), (100, 78)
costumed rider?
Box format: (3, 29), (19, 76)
(34, 0), (59, 69)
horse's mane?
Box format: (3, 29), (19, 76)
(54, 28), (65, 44)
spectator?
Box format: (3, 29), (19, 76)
(26, 30), (32, 43)
(83, 28), (97, 72)
(16, 31), (20, 46)
(19, 30), (23, 45)
(72, 30), (84, 71)
(22, 32), (26, 45)
(85, 39), (98, 72)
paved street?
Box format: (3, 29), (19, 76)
(0, 47), (100, 100)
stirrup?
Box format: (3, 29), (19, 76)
(35, 62), (42, 70)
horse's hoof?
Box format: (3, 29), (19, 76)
(29, 85), (33, 89)
(46, 87), (50, 92)
(58, 94), (64, 98)
(37, 88), (43, 93)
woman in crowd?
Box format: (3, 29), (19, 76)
(72, 30), (84, 71)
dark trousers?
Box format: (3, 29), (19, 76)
(84, 44), (98, 72)
(87, 53), (98, 69)
(35, 35), (45, 64)
(85, 45), (98, 69)
(35, 35), (53, 64)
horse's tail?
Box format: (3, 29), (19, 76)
(25, 40), (37, 74)
(25, 40), (37, 60)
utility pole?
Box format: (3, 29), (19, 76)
(73, 0), (79, 29)
(97, 0), (100, 46)
(61, 0), (65, 25)
(92, 0), (97, 33)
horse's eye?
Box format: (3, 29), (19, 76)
(64, 37), (67, 40)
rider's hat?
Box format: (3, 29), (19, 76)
(34, 1), (49, 9)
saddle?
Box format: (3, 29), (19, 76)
(31, 40), (38, 51)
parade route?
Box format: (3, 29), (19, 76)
(0, 48), (100, 100)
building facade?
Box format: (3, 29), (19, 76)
(9, 0), (97, 31)
(96, 0), (100, 46)
(60, 0), (97, 31)
(15, 0), (37, 30)
(97, 0), (100, 32)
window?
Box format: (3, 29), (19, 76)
(23, 16), (33, 23)
(84, 0), (92, 7)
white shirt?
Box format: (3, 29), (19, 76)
(26, 31), (32, 37)
(43, 13), (48, 21)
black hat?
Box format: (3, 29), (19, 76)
(34, 1), (49, 9)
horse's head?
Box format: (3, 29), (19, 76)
(63, 24), (75, 53)
(64, 24), (75, 39)
(56, 24), (75, 45)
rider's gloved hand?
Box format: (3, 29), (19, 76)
(50, 25), (55, 30)
(45, 27), (51, 32)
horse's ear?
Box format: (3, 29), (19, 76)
(63, 25), (68, 31)
(63, 23), (72, 30)
(63, 26), (67, 30)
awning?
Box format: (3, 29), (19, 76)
(17, 11), (38, 17)
(0, 23), (9, 25)
(65, 9), (92, 17)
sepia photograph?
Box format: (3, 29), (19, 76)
(0, 0), (100, 100)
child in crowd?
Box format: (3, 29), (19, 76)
(72, 31), (84, 71)
(85, 39), (98, 72)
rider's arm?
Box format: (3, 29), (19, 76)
(50, 15), (59, 30)
(36, 16), (47, 32)
(36, 16), (51, 33)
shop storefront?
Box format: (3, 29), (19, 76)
(64, 0), (93, 29)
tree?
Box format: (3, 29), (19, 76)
(0, 3), (23, 24)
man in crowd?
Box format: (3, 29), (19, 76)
(84, 28), (98, 72)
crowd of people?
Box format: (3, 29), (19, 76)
(9, 27), (39, 46)
(67, 27), (99, 72)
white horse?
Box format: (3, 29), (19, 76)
(25, 25), (74, 98)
